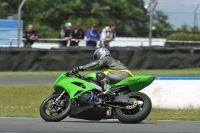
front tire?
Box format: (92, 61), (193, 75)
(114, 92), (152, 124)
(40, 93), (71, 122)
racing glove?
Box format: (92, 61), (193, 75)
(72, 66), (84, 74)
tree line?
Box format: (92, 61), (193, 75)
(0, 0), (199, 39)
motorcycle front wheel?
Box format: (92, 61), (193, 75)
(114, 92), (152, 124)
(40, 93), (71, 122)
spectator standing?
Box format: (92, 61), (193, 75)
(23, 24), (38, 47)
(71, 22), (85, 46)
(86, 24), (100, 47)
(100, 23), (116, 47)
(59, 22), (72, 47)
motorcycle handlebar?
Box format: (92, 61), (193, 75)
(66, 71), (84, 79)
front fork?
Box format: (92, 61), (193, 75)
(55, 91), (66, 102)
(48, 91), (66, 113)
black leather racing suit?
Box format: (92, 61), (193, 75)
(80, 56), (132, 91)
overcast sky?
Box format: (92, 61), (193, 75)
(143, 0), (200, 28)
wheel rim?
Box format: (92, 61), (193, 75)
(42, 95), (69, 117)
(119, 94), (145, 116)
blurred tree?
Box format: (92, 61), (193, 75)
(176, 23), (190, 33)
(175, 23), (200, 34)
(0, 0), (174, 38)
(152, 10), (174, 38)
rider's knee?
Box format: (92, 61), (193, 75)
(96, 72), (110, 84)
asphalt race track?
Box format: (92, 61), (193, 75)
(0, 117), (200, 133)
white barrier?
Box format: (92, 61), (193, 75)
(141, 77), (200, 109)
(0, 37), (166, 48)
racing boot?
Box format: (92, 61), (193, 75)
(97, 82), (115, 99)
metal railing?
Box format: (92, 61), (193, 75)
(0, 37), (166, 47)
(1, 37), (200, 48)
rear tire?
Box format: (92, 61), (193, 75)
(40, 93), (71, 122)
(114, 92), (152, 124)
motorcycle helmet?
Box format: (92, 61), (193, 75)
(93, 48), (111, 60)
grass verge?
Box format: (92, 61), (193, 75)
(147, 108), (200, 121)
(1, 68), (200, 76)
(0, 85), (200, 120)
(0, 85), (54, 117)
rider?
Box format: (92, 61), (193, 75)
(71, 48), (133, 97)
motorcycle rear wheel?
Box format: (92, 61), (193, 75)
(114, 92), (152, 124)
(40, 93), (71, 122)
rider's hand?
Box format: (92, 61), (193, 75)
(72, 66), (84, 74)
(72, 67), (79, 74)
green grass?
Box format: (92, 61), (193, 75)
(1, 68), (200, 76)
(0, 85), (54, 117)
(0, 85), (200, 120)
(147, 108), (200, 121)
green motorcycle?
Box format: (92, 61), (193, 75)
(40, 71), (155, 124)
